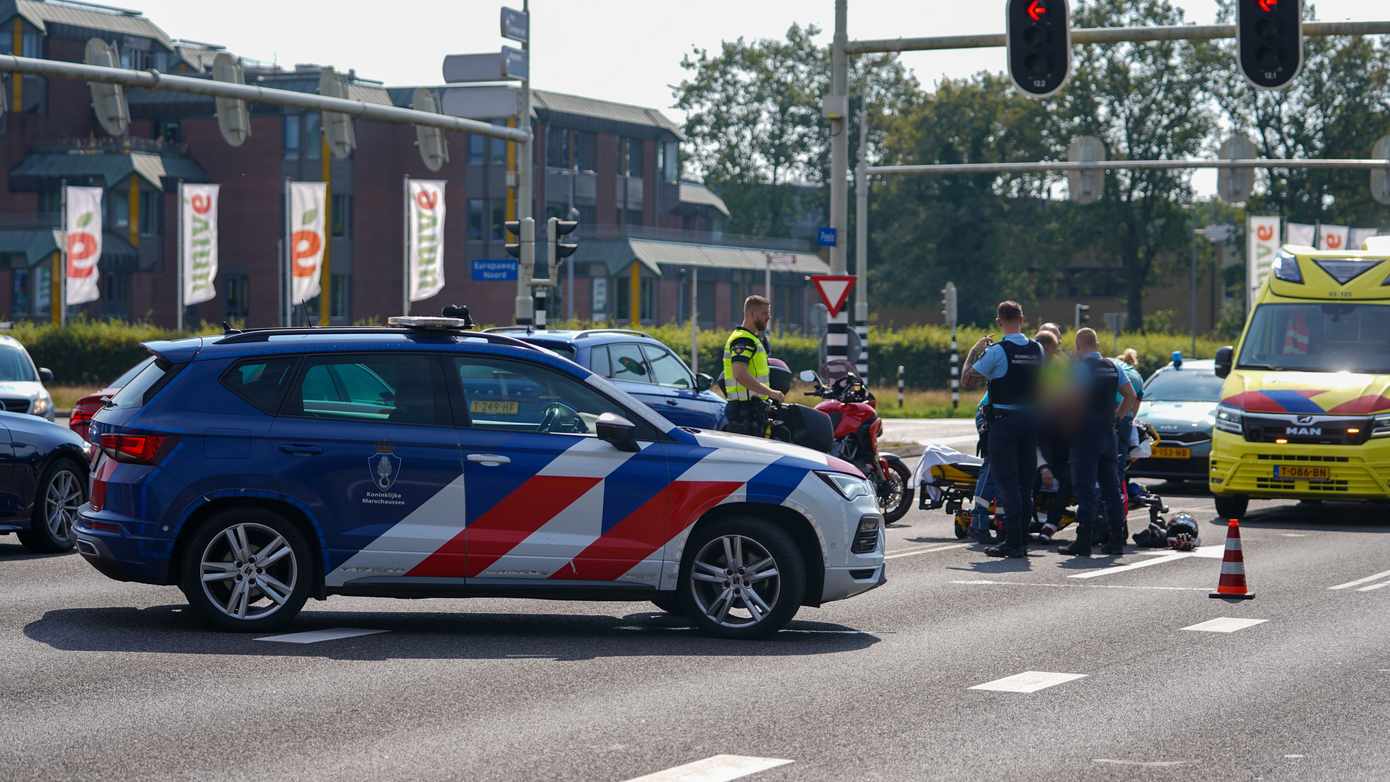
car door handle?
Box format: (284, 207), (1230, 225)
(466, 453), (511, 466)
(278, 443), (322, 456)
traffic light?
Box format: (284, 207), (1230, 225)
(1006, 0), (1072, 98)
(547, 216), (579, 271)
(1237, 0), (1303, 90)
(505, 220), (523, 259)
(1074, 303), (1091, 330)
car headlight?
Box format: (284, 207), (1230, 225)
(31, 396), (50, 415)
(817, 471), (873, 501)
(1214, 405), (1244, 435)
(1374, 414), (1390, 438)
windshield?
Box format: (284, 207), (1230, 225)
(1143, 369), (1225, 402)
(1238, 303), (1390, 374)
(0, 346), (37, 382)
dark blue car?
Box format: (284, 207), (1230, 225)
(487, 328), (726, 430)
(0, 412), (90, 553)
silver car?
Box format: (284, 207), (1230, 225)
(1132, 359), (1225, 483)
(0, 335), (56, 420)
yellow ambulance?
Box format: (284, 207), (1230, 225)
(1209, 245), (1390, 518)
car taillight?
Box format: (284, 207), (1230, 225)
(100, 433), (173, 465)
(69, 399), (102, 441)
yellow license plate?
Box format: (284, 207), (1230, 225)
(470, 400), (520, 416)
(1273, 465), (1332, 481)
(1151, 446), (1192, 460)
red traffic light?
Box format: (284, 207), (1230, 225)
(1006, 0), (1072, 98)
(1237, 0), (1302, 90)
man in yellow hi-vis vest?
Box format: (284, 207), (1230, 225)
(721, 295), (783, 436)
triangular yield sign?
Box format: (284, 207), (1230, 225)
(811, 275), (855, 318)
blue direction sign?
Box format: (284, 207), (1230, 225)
(472, 259), (519, 281)
(817, 227), (839, 247)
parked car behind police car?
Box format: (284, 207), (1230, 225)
(0, 335), (56, 420)
(78, 315), (883, 639)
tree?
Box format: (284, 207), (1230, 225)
(1056, 0), (1221, 330)
(672, 24), (919, 238)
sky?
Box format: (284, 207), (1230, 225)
(129, 0), (1388, 192)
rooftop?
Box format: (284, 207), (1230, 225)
(0, 0), (174, 50)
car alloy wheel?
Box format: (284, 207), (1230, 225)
(198, 522), (299, 622)
(44, 468), (82, 544)
(689, 534), (781, 630)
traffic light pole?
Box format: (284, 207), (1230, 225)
(516, 0), (535, 327)
(826, 0), (850, 372)
(854, 111), (870, 381)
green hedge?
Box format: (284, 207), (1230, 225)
(11, 318), (1230, 390)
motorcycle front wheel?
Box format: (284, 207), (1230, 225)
(877, 454), (914, 525)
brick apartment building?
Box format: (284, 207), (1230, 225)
(0, 0), (828, 330)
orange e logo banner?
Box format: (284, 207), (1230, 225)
(64, 186), (104, 305)
(407, 180), (447, 303)
(288, 182), (327, 305)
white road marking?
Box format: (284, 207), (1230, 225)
(1329, 569), (1390, 591)
(1357, 580), (1390, 593)
(1182, 617), (1268, 633)
(623, 755), (792, 782)
(953, 579), (1207, 592)
(884, 543), (971, 560)
(1284, 755), (1306, 759)
(255, 628), (389, 644)
(1094, 759), (1192, 768)
(1280, 533), (1310, 538)
(1069, 544), (1223, 580)
(969, 671), (1087, 694)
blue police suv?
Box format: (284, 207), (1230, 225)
(487, 327), (725, 430)
(76, 314), (885, 639)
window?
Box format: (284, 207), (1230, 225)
(11, 269), (30, 318)
(305, 113), (322, 160)
(221, 357), (296, 415)
(469, 134), (485, 164)
(608, 343), (650, 384)
(331, 272), (349, 318)
(38, 189), (60, 219)
(283, 115), (301, 160)
(489, 200), (505, 241)
(33, 265), (48, 317)
(113, 358), (178, 410)
(575, 131), (596, 172)
(1238, 303), (1390, 374)
(454, 356), (629, 436)
(225, 274), (249, 319)
(102, 271), (131, 311)
(120, 46), (151, 71)
(642, 344), (692, 389)
(468, 199), (486, 241)
(659, 141), (678, 183)
(589, 345), (611, 378)
(546, 126), (571, 168)
(491, 121), (506, 164)
(624, 208), (642, 227)
(698, 280), (716, 325)
(139, 190), (160, 236)
(623, 138), (643, 177)
(109, 189), (130, 231)
(0, 347), (36, 381)
(331, 194), (352, 238)
(291, 354), (445, 425)
(614, 278), (653, 323)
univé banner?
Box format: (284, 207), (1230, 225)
(1246, 216), (1280, 309)
(64, 186), (103, 306)
(180, 184), (220, 306)
(289, 182), (327, 306)
(407, 180), (446, 302)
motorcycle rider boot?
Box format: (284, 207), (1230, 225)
(1058, 524), (1092, 557)
(984, 544), (1026, 559)
(1103, 524), (1125, 556)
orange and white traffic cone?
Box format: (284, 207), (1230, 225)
(1210, 518), (1255, 600)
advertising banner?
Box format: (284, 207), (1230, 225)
(407, 180), (447, 302)
(64, 186), (103, 306)
(1247, 216), (1280, 308)
(1349, 227), (1380, 251)
(1319, 224), (1349, 251)
(1285, 222), (1316, 247)
(180, 184), (220, 306)
(289, 182), (327, 305)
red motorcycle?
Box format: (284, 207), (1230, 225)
(800, 369), (914, 524)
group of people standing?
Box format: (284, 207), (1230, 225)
(961, 301), (1144, 559)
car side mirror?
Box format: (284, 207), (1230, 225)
(798, 369), (818, 384)
(1214, 346), (1234, 379)
(695, 373), (713, 392)
(38, 367), (53, 384)
(596, 412), (640, 452)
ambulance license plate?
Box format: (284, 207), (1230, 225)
(1273, 465), (1332, 481)
(1151, 446), (1191, 460)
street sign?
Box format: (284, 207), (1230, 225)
(84, 39), (129, 137)
(811, 275), (856, 318)
(1218, 135), (1258, 203)
(412, 89), (449, 172)
(1066, 135), (1105, 204)
(817, 227), (839, 248)
(472, 259), (519, 281)
(212, 53), (250, 147)
(1372, 136), (1390, 206)
(440, 85), (521, 119)
(501, 7), (530, 43)
(443, 48), (528, 84)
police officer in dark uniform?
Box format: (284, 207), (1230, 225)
(720, 295), (783, 437)
(1060, 328), (1138, 557)
(963, 301), (1044, 558)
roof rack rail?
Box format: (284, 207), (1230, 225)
(572, 328), (649, 339)
(215, 325), (545, 352)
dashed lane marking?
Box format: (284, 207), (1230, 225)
(1357, 580), (1390, 592)
(952, 579), (1207, 592)
(255, 628), (389, 644)
(884, 543), (971, 560)
(969, 671), (1087, 694)
(1329, 569), (1390, 591)
(623, 755), (793, 782)
(1094, 759), (1193, 768)
(1182, 617), (1268, 633)
(1068, 544), (1223, 580)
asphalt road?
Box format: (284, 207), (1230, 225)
(3, 419), (1389, 781)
